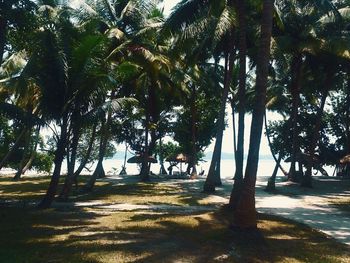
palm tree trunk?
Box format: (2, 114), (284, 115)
(73, 121), (98, 185)
(265, 154), (282, 192)
(204, 48), (234, 192)
(302, 71), (331, 187)
(233, 0), (247, 184)
(232, 0), (273, 229)
(0, 16), (6, 66)
(0, 128), (28, 170)
(20, 126), (41, 175)
(230, 0), (247, 206)
(264, 111), (288, 175)
(288, 54), (303, 182)
(84, 112), (111, 191)
(158, 138), (167, 175)
(140, 108), (150, 181)
(59, 123), (80, 200)
(346, 71), (350, 154)
(190, 84), (198, 177)
(13, 128), (32, 180)
(38, 115), (68, 209)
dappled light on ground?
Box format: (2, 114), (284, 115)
(1, 175), (350, 262)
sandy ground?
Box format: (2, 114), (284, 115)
(3, 171), (349, 246)
(52, 174), (350, 246)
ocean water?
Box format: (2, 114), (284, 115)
(95, 158), (335, 179)
(1, 157), (335, 179)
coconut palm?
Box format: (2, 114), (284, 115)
(166, 0), (237, 191)
(231, 0), (274, 228)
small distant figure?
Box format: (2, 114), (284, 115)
(198, 170), (205, 176)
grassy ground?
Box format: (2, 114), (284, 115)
(1, 175), (350, 263)
(329, 197), (350, 212)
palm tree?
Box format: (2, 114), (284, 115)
(231, 0), (274, 228)
(166, 0), (237, 190)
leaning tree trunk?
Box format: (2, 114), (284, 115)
(203, 47), (234, 192)
(59, 122), (80, 200)
(190, 84), (198, 177)
(13, 127), (32, 180)
(73, 121), (98, 186)
(288, 54), (303, 182)
(38, 115), (68, 209)
(345, 70), (350, 155)
(84, 112), (111, 191)
(140, 108), (150, 181)
(0, 16), (7, 66)
(302, 71), (332, 187)
(0, 128), (28, 170)
(230, 0), (247, 207)
(264, 111), (288, 175)
(265, 154), (282, 192)
(158, 138), (167, 175)
(232, 0), (273, 229)
(20, 126), (41, 175)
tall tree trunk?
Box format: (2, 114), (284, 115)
(232, 0), (273, 229)
(120, 142), (128, 175)
(140, 84), (158, 181)
(230, 0), (247, 206)
(0, 16), (7, 66)
(59, 122), (80, 200)
(0, 128), (28, 170)
(20, 126), (41, 175)
(73, 121), (98, 185)
(302, 71), (332, 187)
(233, 0), (247, 183)
(84, 112), (111, 191)
(265, 154), (282, 192)
(204, 47), (234, 192)
(158, 138), (167, 175)
(288, 54), (303, 181)
(140, 107), (150, 181)
(38, 115), (68, 209)
(346, 71), (350, 154)
(190, 84), (198, 177)
(264, 111), (288, 175)
(13, 127), (32, 180)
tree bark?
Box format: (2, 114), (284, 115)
(84, 112), (111, 191)
(20, 126), (41, 175)
(190, 84), (198, 177)
(233, 0), (247, 184)
(140, 106), (150, 181)
(265, 154), (282, 192)
(38, 115), (68, 209)
(232, 0), (273, 229)
(0, 15), (7, 66)
(288, 54), (303, 182)
(13, 128), (32, 180)
(73, 121), (98, 185)
(264, 111), (288, 175)
(59, 120), (80, 200)
(203, 47), (234, 192)
(0, 128), (28, 170)
(230, 0), (247, 206)
(301, 70), (332, 187)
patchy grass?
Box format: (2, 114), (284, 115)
(0, 175), (350, 262)
(0, 175), (198, 206)
(329, 197), (350, 213)
(1, 207), (349, 263)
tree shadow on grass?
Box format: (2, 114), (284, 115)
(1, 205), (350, 263)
